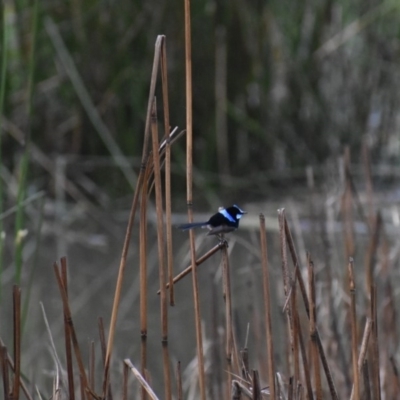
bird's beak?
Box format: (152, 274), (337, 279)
(242, 211), (248, 214)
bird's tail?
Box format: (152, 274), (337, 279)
(177, 222), (208, 231)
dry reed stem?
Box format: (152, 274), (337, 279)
(211, 275), (223, 399)
(283, 215), (338, 400)
(308, 257), (321, 400)
(97, 317), (113, 399)
(362, 360), (372, 400)
(358, 318), (372, 371)
(176, 361), (183, 400)
(389, 357), (400, 394)
(61, 257), (75, 400)
(370, 285), (381, 399)
(140, 161), (151, 400)
(350, 317), (372, 398)
(291, 285), (300, 386)
(278, 209), (293, 377)
(259, 214), (276, 399)
(348, 258), (360, 400)
(0, 345), (9, 399)
(184, 0), (206, 397)
(151, 97), (172, 400)
(221, 242), (233, 398)
(159, 36), (174, 307)
(157, 241), (226, 293)
(342, 146), (355, 260)
(278, 209), (290, 296)
(12, 285), (21, 400)
(364, 212), (381, 296)
(0, 338), (33, 400)
(89, 341), (95, 391)
(160, 36), (175, 306)
(252, 370), (261, 399)
(124, 359), (159, 400)
(53, 263), (90, 399)
(362, 139), (375, 229)
(297, 315), (313, 400)
(102, 33), (166, 396)
(123, 361), (129, 400)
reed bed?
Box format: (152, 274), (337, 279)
(1, 2), (400, 400)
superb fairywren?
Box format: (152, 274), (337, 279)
(178, 205), (247, 236)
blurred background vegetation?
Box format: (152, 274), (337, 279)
(2, 0), (400, 202)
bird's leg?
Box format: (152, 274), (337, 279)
(217, 233), (229, 248)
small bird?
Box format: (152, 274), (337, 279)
(178, 205), (247, 236)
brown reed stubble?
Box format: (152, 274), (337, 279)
(280, 209), (339, 399)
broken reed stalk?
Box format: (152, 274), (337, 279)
(184, 0), (206, 397)
(151, 97), (172, 400)
(157, 241), (226, 293)
(159, 36), (174, 307)
(53, 262), (90, 399)
(12, 285), (21, 400)
(348, 258), (360, 400)
(123, 361), (129, 400)
(124, 359), (159, 400)
(342, 146), (355, 260)
(102, 34), (164, 396)
(259, 214), (276, 400)
(308, 257), (322, 400)
(283, 213), (339, 400)
(61, 257), (75, 400)
(221, 242), (233, 398)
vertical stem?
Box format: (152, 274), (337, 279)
(140, 162), (150, 400)
(12, 285), (21, 400)
(61, 257), (75, 400)
(222, 243), (233, 398)
(151, 98), (171, 400)
(259, 214), (276, 399)
(308, 257), (322, 400)
(160, 37), (174, 306)
(184, 0), (206, 398)
(348, 258), (360, 400)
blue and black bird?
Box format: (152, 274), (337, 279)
(178, 205), (247, 236)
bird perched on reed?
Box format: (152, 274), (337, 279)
(178, 205), (247, 236)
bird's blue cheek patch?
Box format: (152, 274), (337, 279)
(219, 209), (236, 223)
(236, 214), (243, 220)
